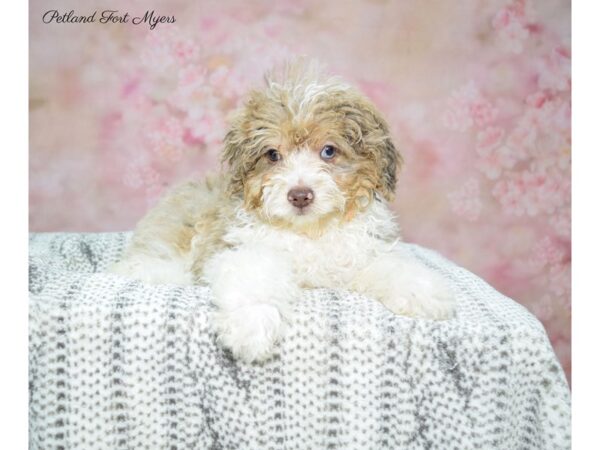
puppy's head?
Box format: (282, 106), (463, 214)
(223, 62), (401, 233)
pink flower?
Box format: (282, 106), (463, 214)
(492, 0), (535, 53)
(493, 165), (569, 217)
(178, 65), (207, 88)
(492, 175), (527, 216)
(475, 127), (522, 179)
(442, 82), (498, 132)
(530, 236), (565, 269)
(122, 162), (161, 190)
(146, 117), (186, 162)
(506, 121), (537, 154)
(530, 166), (569, 215)
(476, 126), (504, 152)
(172, 39), (197, 64)
(506, 99), (568, 157)
(536, 47), (571, 92)
(477, 145), (519, 179)
(208, 65), (248, 100)
(170, 66), (211, 111)
(184, 109), (226, 146)
(141, 29), (199, 70)
(526, 91), (551, 109)
(448, 178), (482, 221)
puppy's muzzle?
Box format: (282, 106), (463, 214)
(287, 187), (314, 209)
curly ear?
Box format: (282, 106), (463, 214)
(371, 122), (401, 201)
(222, 109), (253, 197)
(222, 89), (273, 197)
(343, 94), (403, 201)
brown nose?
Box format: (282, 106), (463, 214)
(287, 187), (314, 208)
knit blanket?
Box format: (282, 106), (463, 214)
(29, 232), (571, 449)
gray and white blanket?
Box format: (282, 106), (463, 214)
(29, 232), (571, 449)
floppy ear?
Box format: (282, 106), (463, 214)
(344, 95), (403, 201)
(222, 89), (274, 197)
(222, 109), (250, 197)
(371, 119), (401, 201)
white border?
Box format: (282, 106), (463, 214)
(0, 0), (28, 447)
(572, 0), (599, 447)
(5, 0), (588, 447)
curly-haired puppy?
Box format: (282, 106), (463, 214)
(112, 63), (454, 362)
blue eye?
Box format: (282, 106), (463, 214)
(266, 149), (282, 162)
(320, 145), (337, 160)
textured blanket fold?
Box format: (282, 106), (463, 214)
(29, 232), (570, 449)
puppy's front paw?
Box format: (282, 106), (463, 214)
(383, 274), (455, 320)
(210, 304), (286, 363)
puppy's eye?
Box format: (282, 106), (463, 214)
(265, 149), (282, 162)
(320, 145), (337, 161)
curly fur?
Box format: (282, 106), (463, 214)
(111, 61), (454, 363)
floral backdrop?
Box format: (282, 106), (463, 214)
(29, 0), (571, 380)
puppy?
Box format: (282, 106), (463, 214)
(111, 62), (454, 362)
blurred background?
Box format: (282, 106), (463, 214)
(29, 0), (571, 380)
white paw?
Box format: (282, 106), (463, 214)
(383, 273), (455, 320)
(210, 303), (286, 363)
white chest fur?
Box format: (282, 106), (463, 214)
(202, 199), (453, 364)
(222, 201), (400, 288)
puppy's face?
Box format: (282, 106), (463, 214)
(223, 68), (401, 233)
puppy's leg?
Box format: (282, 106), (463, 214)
(351, 249), (455, 320)
(204, 245), (298, 363)
(110, 180), (225, 285)
(110, 247), (193, 285)
(110, 221), (194, 285)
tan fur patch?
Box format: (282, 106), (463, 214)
(121, 175), (236, 282)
